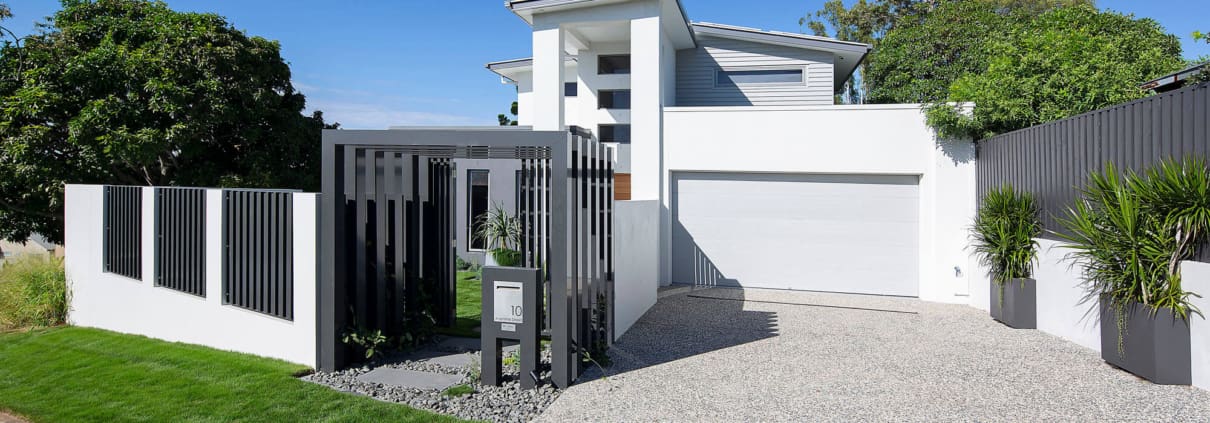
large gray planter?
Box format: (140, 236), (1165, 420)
(989, 278), (1036, 329)
(1099, 297), (1191, 385)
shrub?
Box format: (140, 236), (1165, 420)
(0, 257), (67, 330)
(1058, 158), (1210, 318)
(971, 184), (1042, 285)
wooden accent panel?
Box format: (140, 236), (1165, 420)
(614, 173), (631, 201)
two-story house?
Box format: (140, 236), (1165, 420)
(457, 0), (977, 332)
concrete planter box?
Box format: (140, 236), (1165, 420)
(1099, 297), (1191, 385)
(989, 278), (1036, 329)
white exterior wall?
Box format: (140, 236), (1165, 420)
(1184, 260), (1210, 391)
(971, 238), (1210, 391)
(64, 185), (318, 368)
(613, 200), (660, 338)
(661, 104), (978, 303)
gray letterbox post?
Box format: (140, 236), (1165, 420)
(481, 266), (541, 389)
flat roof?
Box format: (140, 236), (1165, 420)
(1140, 62), (1209, 92)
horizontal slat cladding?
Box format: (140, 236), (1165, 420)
(155, 188), (206, 297)
(978, 82), (1210, 262)
(223, 190), (294, 320)
(676, 35), (835, 107)
(103, 185), (142, 280)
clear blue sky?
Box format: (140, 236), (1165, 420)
(6, 0), (1209, 129)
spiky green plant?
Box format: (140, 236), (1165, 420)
(1058, 158), (1210, 319)
(474, 203), (521, 251)
(971, 184), (1042, 286)
(474, 203), (523, 266)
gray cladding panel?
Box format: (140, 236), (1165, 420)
(676, 35), (835, 107)
(977, 82), (1209, 262)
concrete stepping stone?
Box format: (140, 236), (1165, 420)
(356, 368), (463, 391)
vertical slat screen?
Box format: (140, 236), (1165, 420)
(155, 187), (206, 296)
(978, 81), (1209, 262)
(103, 185), (143, 280)
(223, 190), (294, 320)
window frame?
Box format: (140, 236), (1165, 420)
(564, 82), (578, 97)
(598, 124), (632, 144)
(597, 54), (631, 75)
(714, 67), (807, 88)
(597, 89), (631, 110)
(466, 169), (490, 251)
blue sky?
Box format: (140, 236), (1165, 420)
(6, 0), (1209, 129)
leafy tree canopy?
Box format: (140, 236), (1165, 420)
(802, 0), (1090, 104)
(926, 5), (1183, 140)
(0, 0), (336, 243)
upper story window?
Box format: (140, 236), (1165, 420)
(598, 124), (631, 144)
(716, 68), (804, 87)
(598, 90), (630, 110)
(598, 55), (631, 75)
(565, 82), (578, 97)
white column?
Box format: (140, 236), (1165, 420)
(628, 15), (661, 200)
(532, 21), (565, 131)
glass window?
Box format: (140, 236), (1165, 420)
(467, 170), (489, 250)
(598, 124), (631, 144)
(716, 69), (804, 86)
(565, 82), (577, 97)
(598, 90), (631, 109)
(598, 55), (631, 75)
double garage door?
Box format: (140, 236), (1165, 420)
(671, 172), (920, 297)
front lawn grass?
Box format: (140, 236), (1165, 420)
(435, 271), (482, 338)
(0, 327), (463, 423)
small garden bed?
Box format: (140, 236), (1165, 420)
(306, 339), (560, 423)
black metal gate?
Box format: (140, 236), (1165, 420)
(320, 128), (615, 389)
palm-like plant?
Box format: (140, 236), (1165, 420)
(971, 184), (1042, 285)
(1058, 159), (1210, 318)
(474, 203), (523, 266)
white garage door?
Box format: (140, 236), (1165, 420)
(671, 172), (919, 296)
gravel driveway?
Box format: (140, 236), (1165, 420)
(538, 287), (1210, 422)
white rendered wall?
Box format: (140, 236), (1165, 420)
(1183, 260), (1210, 391)
(661, 104), (977, 304)
(65, 185), (318, 368)
(613, 200), (660, 339)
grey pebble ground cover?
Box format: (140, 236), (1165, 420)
(539, 287), (1210, 422)
(305, 340), (559, 423)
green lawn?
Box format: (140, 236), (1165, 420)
(0, 327), (464, 423)
(435, 271), (482, 338)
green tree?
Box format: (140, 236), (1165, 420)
(803, 0), (1092, 104)
(497, 101), (518, 126)
(926, 5), (1183, 140)
(1190, 31), (1209, 84)
(0, 0), (336, 243)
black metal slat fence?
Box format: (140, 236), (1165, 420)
(223, 190), (295, 320)
(103, 186), (143, 280)
(155, 187), (207, 296)
(978, 81), (1209, 260)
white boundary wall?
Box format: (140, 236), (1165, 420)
(661, 104), (978, 304)
(970, 237), (1210, 390)
(64, 184), (318, 368)
(613, 200), (660, 338)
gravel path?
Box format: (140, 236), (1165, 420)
(305, 340), (559, 423)
(539, 287), (1210, 422)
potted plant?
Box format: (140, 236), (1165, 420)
(1059, 159), (1210, 385)
(971, 184), (1042, 329)
(475, 204), (523, 267)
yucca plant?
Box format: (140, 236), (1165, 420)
(474, 203), (523, 267)
(1058, 158), (1210, 319)
(971, 184), (1042, 285)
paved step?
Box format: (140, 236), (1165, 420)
(356, 368), (463, 391)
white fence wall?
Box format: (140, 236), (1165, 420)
(613, 200), (660, 339)
(971, 237), (1210, 390)
(64, 184), (318, 368)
